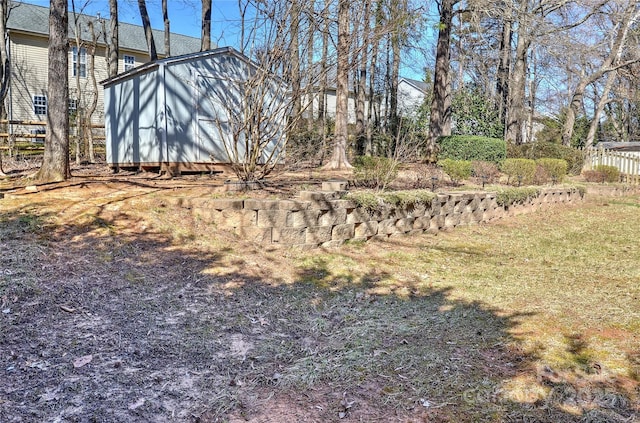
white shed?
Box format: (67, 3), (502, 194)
(102, 47), (287, 174)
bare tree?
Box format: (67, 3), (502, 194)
(201, 0), (211, 51)
(0, 0), (12, 175)
(202, 2), (304, 181)
(138, 0), (157, 61)
(34, 0), (70, 182)
(106, 0), (118, 77)
(426, 0), (457, 161)
(561, 2), (640, 146)
(162, 0), (170, 56)
(324, 0), (352, 169)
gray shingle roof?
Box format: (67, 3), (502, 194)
(401, 77), (430, 93)
(7, 2), (202, 57)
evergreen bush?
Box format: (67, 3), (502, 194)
(508, 142), (584, 175)
(438, 158), (472, 184)
(501, 158), (537, 185)
(536, 158), (568, 182)
(437, 135), (506, 163)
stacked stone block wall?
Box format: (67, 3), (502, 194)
(184, 188), (584, 248)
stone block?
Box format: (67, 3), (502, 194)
(412, 216), (431, 230)
(378, 219), (399, 235)
(354, 221), (378, 238)
(346, 208), (372, 224)
(257, 210), (289, 228)
(279, 200), (312, 211)
(332, 223), (355, 240)
(287, 210), (321, 227)
(213, 209), (257, 228)
(319, 208), (347, 226)
(243, 199), (280, 210)
(411, 203), (427, 218)
(211, 198), (244, 210)
(272, 227), (306, 244)
(329, 199), (358, 209)
(322, 180), (348, 191)
(306, 226), (333, 244)
(395, 218), (415, 233)
(444, 214), (460, 229)
(298, 191), (342, 209)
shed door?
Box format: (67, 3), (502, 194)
(196, 75), (230, 163)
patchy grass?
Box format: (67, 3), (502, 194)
(0, 183), (638, 422)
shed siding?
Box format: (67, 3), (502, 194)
(105, 48), (287, 169)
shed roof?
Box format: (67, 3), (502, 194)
(7, 2), (201, 57)
(100, 46), (274, 87)
(595, 142), (640, 151)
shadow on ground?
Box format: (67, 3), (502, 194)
(0, 198), (637, 423)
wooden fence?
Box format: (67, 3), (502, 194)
(584, 147), (640, 184)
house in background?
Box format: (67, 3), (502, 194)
(302, 71), (430, 125)
(5, 2), (201, 137)
(397, 77), (429, 117)
(103, 47), (287, 174)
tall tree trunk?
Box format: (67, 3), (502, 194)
(318, 0), (329, 147)
(355, 0), (370, 156)
(162, 0), (170, 56)
(496, 18), (512, 132)
(86, 20), (99, 162)
(306, 2), (315, 132)
(0, 0), (11, 175)
(138, 0), (157, 60)
(35, 0), (69, 182)
(366, 0), (383, 156)
(106, 0), (118, 77)
(426, 0), (455, 161)
(505, 32), (528, 145)
(585, 70), (616, 149)
(324, 0), (351, 169)
(561, 6), (640, 146)
(201, 0), (212, 51)
(289, 0), (301, 128)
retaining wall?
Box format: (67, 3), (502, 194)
(175, 187), (584, 248)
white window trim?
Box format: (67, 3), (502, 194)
(33, 95), (47, 115)
(124, 55), (135, 71)
(72, 46), (87, 77)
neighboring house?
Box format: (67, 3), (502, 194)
(303, 70), (430, 125)
(5, 2), (201, 136)
(103, 47), (287, 173)
(397, 77), (429, 117)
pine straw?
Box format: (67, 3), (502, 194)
(0, 183), (638, 422)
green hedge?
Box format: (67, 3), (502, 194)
(501, 158), (537, 185)
(437, 135), (506, 163)
(536, 158), (568, 182)
(508, 142), (584, 175)
(495, 187), (541, 207)
(438, 159), (472, 183)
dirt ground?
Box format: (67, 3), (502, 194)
(0, 162), (440, 423)
(1, 161), (638, 422)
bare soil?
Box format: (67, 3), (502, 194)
(1, 161), (638, 422)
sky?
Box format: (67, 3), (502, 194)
(20, 0), (432, 81)
(21, 0), (245, 47)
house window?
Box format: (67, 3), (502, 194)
(124, 55), (135, 71)
(33, 95), (47, 115)
(72, 46), (87, 77)
(69, 98), (78, 115)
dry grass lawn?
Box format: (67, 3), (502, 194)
(0, 177), (638, 422)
